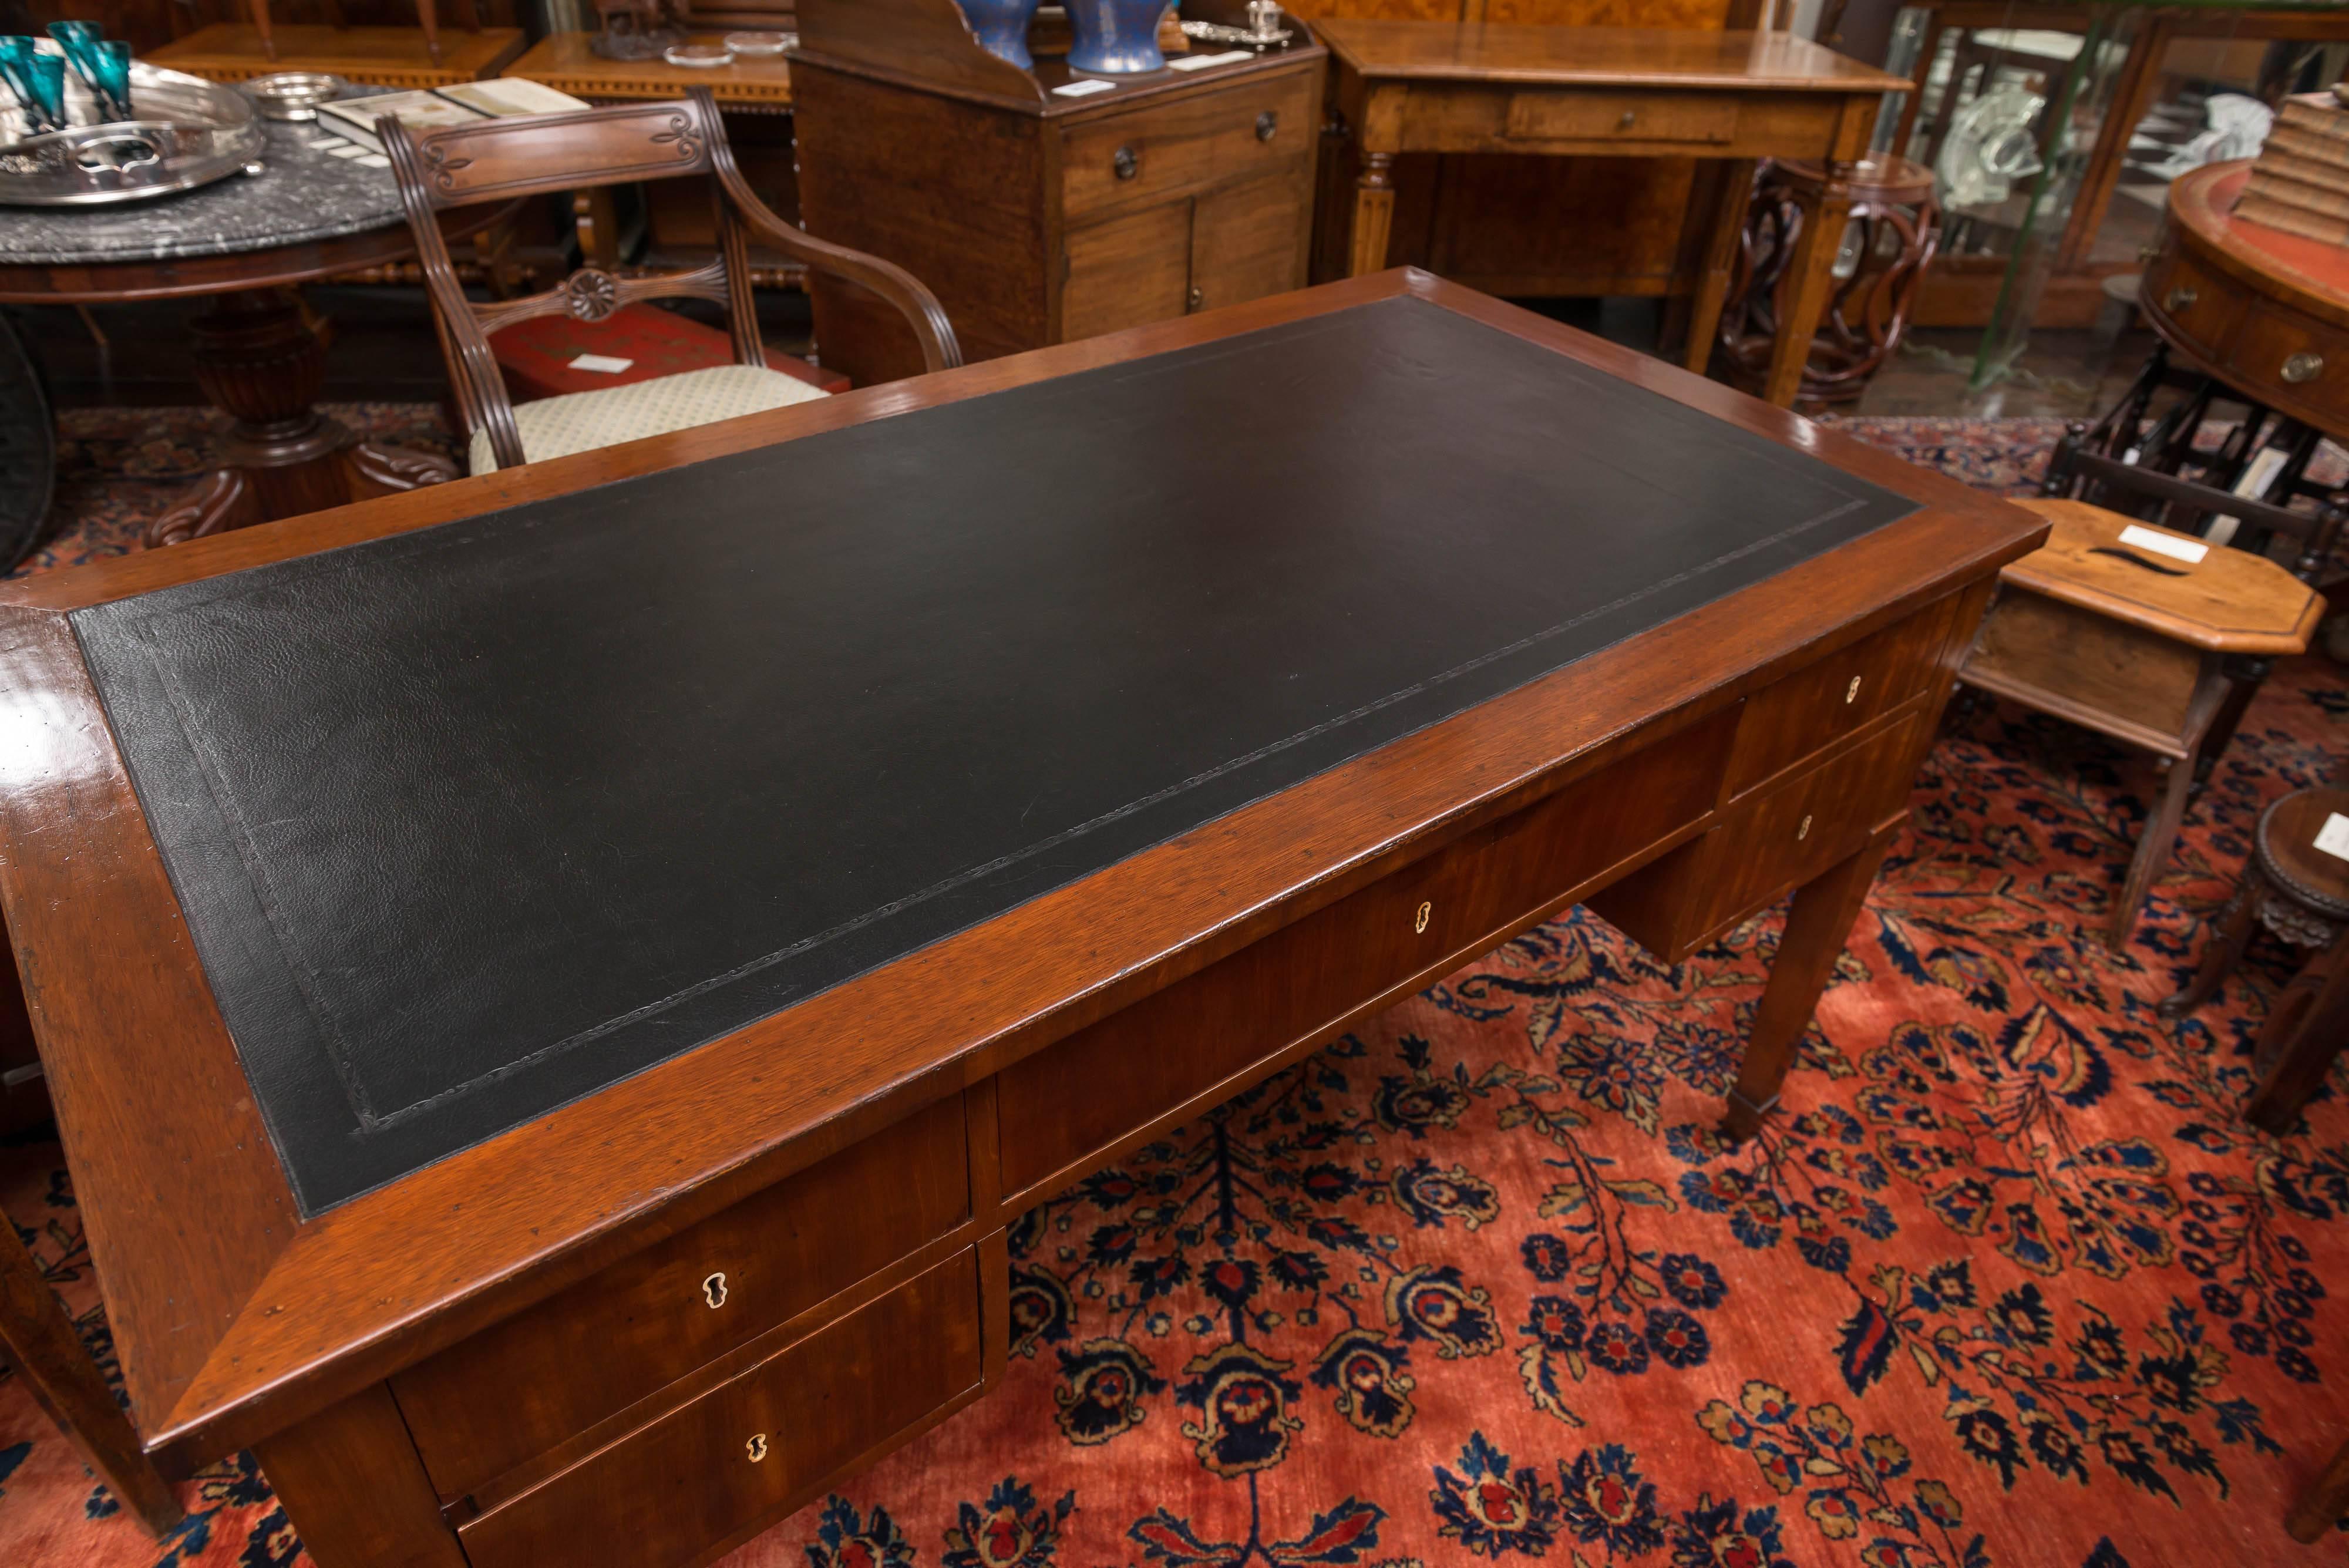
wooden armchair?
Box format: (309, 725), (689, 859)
(384, 90), (960, 476)
(1957, 425), (2330, 947)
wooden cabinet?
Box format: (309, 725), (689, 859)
(790, 0), (1323, 385)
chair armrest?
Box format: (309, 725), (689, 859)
(696, 88), (963, 376)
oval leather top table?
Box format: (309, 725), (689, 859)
(2142, 159), (2349, 445)
(0, 108), (509, 547)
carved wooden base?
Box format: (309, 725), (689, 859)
(147, 286), (453, 550)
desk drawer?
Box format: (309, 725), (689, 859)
(1722, 600), (1953, 799)
(2225, 301), (2349, 428)
(995, 706), (1737, 1197)
(457, 1248), (983, 1568)
(2141, 248), (2246, 365)
(1503, 90), (1737, 146)
(1593, 706), (1923, 961)
(395, 1093), (969, 1501)
(1061, 71), (1313, 217)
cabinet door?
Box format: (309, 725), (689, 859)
(1062, 200), (1195, 342)
(1189, 173), (1309, 317)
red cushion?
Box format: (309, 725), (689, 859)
(489, 304), (849, 403)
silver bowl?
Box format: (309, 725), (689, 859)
(0, 55), (266, 206)
(242, 70), (348, 122)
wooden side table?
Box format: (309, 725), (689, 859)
(502, 29), (795, 113)
(147, 22), (526, 89)
(1315, 22), (1906, 408)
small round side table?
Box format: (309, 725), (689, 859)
(1717, 154), (1942, 409)
(2163, 786), (2349, 1132)
(0, 108), (509, 549)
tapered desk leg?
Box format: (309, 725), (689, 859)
(1346, 152), (1396, 279)
(1723, 820), (1900, 1142)
(1682, 157), (1757, 376)
(253, 1384), (467, 1568)
(0, 1206), (182, 1535)
(1761, 180), (1856, 408)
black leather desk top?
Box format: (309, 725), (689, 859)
(74, 297), (1917, 1213)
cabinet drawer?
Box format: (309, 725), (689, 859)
(2225, 301), (2349, 427)
(395, 1093), (969, 1501)
(995, 706), (1737, 1197)
(1503, 90), (1737, 146)
(1593, 706), (1923, 962)
(1722, 600), (1953, 799)
(1061, 70), (1312, 217)
(2141, 248), (2246, 365)
(456, 1248), (983, 1568)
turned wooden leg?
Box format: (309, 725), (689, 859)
(2108, 754), (2195, 950)
(415, 0), (443, 65)
(2246, 930), (2349, 1136)
(2289, 1433), (2349, 1543)
(1347, 151), (1396, 279)
(1762, 182), (1853, 408)
(247, 0), (276, 60)
(0, 1206), (182, 1535)
(253, 1384), (467, 1568)
(1683, 157), (1758, 376)
(2162, 866), (2266, 1019)
(147, 287), (452, 549)
(1723, 820), (1900, 1142)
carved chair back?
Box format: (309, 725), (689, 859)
(385, 89), (962, 472)
(2043, 420), (2345, 585)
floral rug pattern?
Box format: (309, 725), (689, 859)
(1, 410), (2344, 1568)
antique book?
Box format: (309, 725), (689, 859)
(2236, 191), (2349, 245)
(2259, 126), (2349, 185)
(318, 78), (590, 153)
(2249, 168), (2349, 221)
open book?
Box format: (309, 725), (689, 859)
(316, 78), (591, 154)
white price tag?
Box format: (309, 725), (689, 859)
(568, 354), (635, 374)
(1052, 78), (1118, 96)
(2316, 812), (2349, 863)
(1169, 51), (1254, 70)
(2116, 524), (2208, 564)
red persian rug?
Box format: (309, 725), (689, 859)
(4, 410), (2345, 1568)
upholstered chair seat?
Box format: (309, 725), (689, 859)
(466, 364), (829, 475)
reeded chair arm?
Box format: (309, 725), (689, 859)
(695, 88), (963, 375)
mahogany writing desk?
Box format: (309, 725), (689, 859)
(1316, 23), (1909, 407)
(0, 270), (2041, 1568)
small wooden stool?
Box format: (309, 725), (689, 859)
(1717, 155), (1942, 408)
(1958, 495), (2321, 946)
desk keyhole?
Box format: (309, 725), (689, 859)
(1414, 900), (1432, 934)
(746, 1434), (768, 1462)
(1797, 815), (1812, 841)
(702, 1271), (728, 1309)
(1845, 675), (1862, 704)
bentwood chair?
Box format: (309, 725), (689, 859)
(1957, 425), (2330, 946)
(384, 89), (961, 476)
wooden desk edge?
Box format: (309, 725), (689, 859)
(0, 270), (2048, 1465)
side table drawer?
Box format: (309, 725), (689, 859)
(1722, 600), (1953, 799)
(2141, 248), (2246, 365)
(395, 1093), (970, 1501)
(1061, 71), (1313, 217)
(1593, 705), (1924, 962)
(995, 705), (1737, 1197)
(456, 1248), (984, 1568)
(2225, 301), (2349, 428)
(1503, 90), (1736, 146)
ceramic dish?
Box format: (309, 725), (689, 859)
(723, 31), (795, 55)
(662, 42), (733, 67)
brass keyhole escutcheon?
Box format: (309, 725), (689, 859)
(2163, 285), (2197, 312)
(1414, 900), (1432, 934)
(1845, 675), (1862, 705)
(1187, 285), (1204, 310)
(1113, 146), (1138, 180)
(1617, 110), (1635, 128)
(702, 1271), (728, 1309)
(746, 1434), (768, 1462)
(1797, 815), (1812, 841)
(1256, 110), (1278, 141)
(2284, 351), (2326, 384)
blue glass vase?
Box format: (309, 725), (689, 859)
(957, 0), (1039, 70)
(1065, 0), (1165, 74)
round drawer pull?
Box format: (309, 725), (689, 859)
(1256, 110), (1278, 141)
(1797, 815), (1812, 841)
(2163, 285), (2197, 312)
(1617, 110), (1635, 129)
(2284, 351), (2325, 384)
(1845, 675), (1862, 705)
(1113, 146), (1138, 180)
(701, 1271), (728, 1308)
(1414, 900), (1432, 934)
(746, 1434), (769, 1462)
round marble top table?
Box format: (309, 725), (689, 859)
(0, 106), (511, 547)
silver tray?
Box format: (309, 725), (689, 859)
(0, 58), (265, 207)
